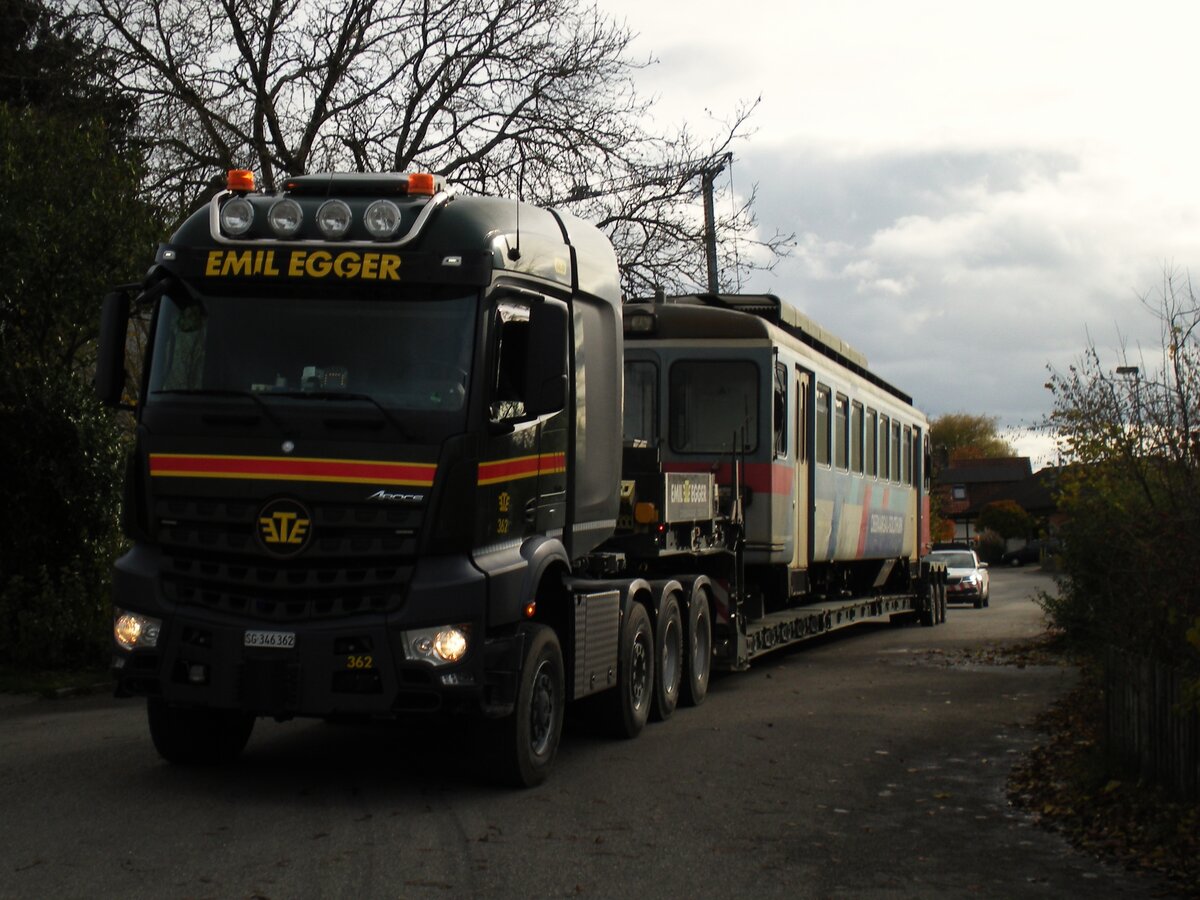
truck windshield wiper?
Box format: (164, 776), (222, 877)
(266, 390), (414, 440)
(150, 388), (288, 434)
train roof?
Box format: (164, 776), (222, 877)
(624, 293), (913, 407)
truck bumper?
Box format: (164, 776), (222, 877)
(110, 545), (525, 718)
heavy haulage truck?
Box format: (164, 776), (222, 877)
(96, 170), (946, 786)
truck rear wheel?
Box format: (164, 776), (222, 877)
(651, 593), (683, 722)
(490, 624), (564, 788)
(147, 698), (255, 765)
(680, 590), (711, 707)
(600, 601), (654, 739)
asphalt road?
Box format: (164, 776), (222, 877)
(0, 568), (1175, 899)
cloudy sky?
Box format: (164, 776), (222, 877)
(600, 0), (1200, 465)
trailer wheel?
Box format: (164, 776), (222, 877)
(600, 601), (655, 739)
(651, 593), (683, 722)
(680, 590), (712, 707)
(147, 698), (255, 764)
(920, 579), (944, 627)
(491, 624), (564, 788)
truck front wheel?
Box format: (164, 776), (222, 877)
(491, 624), (564, 788)
(147, 698), (255, 765)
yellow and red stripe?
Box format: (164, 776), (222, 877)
(149, 453), (436, 486)
(477, 452), (566, 486)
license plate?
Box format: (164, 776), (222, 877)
(244, 630), (296, 649)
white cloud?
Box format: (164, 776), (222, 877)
(599, 0), (1200, 436)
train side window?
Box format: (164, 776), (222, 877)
(866, 408), (878, 477)
(891, 420), (902, 483)
(773, 362), (787, 458)
(851, 401), (864, 474)
(923, 433), (932, 491)
(879, 414), (890, 480)
(834, 393), (849, 470)
(903, 425), (913, 485)
(815, 384), (831, 466)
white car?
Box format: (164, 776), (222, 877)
(927, 549), (990, 608)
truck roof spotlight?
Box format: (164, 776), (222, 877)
(364, 199), (401, 238)
(317, 199), (352, 239)
(220, 196), (254, 236)
(268, 198), (304, 237)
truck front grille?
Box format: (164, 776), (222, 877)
(155, 497), (421, 622)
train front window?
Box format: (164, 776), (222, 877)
(670, 360), (758, 453)
(624, 360), (658, 444)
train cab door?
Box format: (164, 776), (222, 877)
(792, 368), (812, 572)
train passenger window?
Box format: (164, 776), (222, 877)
(815, 384), (831, 466)
(879, 415), (890, 480)
(903, 425), (913, 485)
(851, 401), (864, 474)
(923, 433), (932, 491)
(623, 360), (658, 445)
(835, 393), (849, 470)
(891, 421), (901, 483)
(773, 362), (787, 457)
(866, 408), (878, 477)
(669, 360), (758, 453)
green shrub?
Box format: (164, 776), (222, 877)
(0, 367), (127, 669)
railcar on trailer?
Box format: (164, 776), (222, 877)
(617, 293), (943, 666)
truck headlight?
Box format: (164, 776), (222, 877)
(114, 610), (162, 651)
(403, 624), (470, 666)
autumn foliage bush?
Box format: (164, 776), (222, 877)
(1044, 273), (1200, 698)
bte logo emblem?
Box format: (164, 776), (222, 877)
(256, 498), (313, 556)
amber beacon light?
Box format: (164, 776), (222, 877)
(226, 169), (256, 192)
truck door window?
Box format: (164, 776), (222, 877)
(489, 300), (531, 422)
(669, 360), (757, 453)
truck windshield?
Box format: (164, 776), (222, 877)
(147, 291), (475, 413)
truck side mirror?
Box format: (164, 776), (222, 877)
(523, 301), (568, 416)
(95, 290), (131, 408)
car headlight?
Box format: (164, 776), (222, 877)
(114, 610), (162, 651)
(402, 624), (470, 666)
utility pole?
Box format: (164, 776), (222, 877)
(701, 153), (732, 293)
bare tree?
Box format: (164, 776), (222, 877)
(77, 0), (791, 294)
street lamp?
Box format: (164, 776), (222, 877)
(1116, 366), (1141, 453)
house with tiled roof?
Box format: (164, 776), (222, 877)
(934, 457), (1059, 543)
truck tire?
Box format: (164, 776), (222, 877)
(679, 590), (711, 707)
(651, 592), (683, 722)
(490, 624), (564, 788)
(600, 601), (654, 739)
(147, 698), (255, 765)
